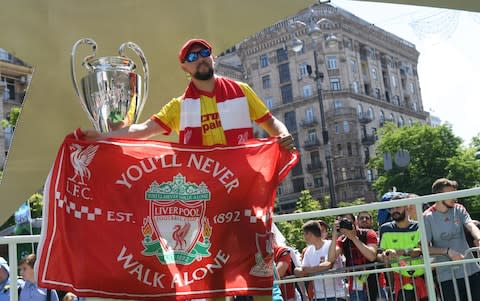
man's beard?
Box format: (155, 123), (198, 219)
(193, 64), (214, 80)
(392, 211), (406, 222)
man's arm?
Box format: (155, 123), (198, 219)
(82, 119), (163, 140)
(259, 116), (295, 151)
(340, 228), (377, 262)
(465, 221), (480, 247)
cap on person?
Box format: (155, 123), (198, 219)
(178, 38), (213, 63)
(0, 257), (9, 274)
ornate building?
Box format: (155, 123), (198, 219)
(0, 48), (32, 168)
(216, 4), (428, 211)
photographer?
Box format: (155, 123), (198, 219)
(328, 214), (384, 301)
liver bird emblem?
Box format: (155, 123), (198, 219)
(172, 222), (191, 250)
(68, 144), (99, 184)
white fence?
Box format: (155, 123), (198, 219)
(273, 187), (480, 301)
(1, 187), (480, 301)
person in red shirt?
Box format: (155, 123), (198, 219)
(329, 214), (386, 301)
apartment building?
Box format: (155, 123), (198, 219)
(216, 4), (428, 211)
(0, 48), (32, 167)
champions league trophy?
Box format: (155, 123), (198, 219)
(71, 38), (149, 132)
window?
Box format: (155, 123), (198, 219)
(299, 63), (309, 76)
(393, 95), (400, 106)
(330, 78), (341, 91)
(284, 111), (297, 131)
(264, 96), (273, 109)
(305, 107), (314, 122)
(350, 58), (358, 73)
(371, 68), (377, 80)
(380, 110), (385, 123)
(291, 159), (303, 176)
(347, 142), (353, 156)
(3, 78), (15, 101)
(337, 144), (343, 156)
(409, 82), (415, 93)
(313, 176), (323, 188)
(408, 118), (413, 126)
(276, 48), (288, 63)
(278, 63), (291, 83)
(262, 75), (271, 89)
(326, 56), (338, 69)
(367, 169), (373, 182)
(292, 178), (305, 192)
(308, 129), (317, 142)
(302, 85), (313, 97)
(357, 104), (363, 116)
(412, 102), (418, 112)
(0, 49), (10, 61)
(375, 88), (381, 99)
(398, 116), (404, 127)
(352, 81), (359, 93)
(343, 121), (350, 133)
(335, 122), (340, 134)
(389, 113), (395, 124)
(334, 100), (343, 109)
(391, 75), (397, 88)
(281, 84), (293, 104)
(341, 167), (347, 180)
(259, 54), (269, 68)
(367, 107), (374, 120)
(311, 151), (321, 166)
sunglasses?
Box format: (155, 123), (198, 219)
(184, 48), (211, 63)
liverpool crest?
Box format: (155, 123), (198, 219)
(142, 173), (212, 265)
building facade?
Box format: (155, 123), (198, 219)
(0, 48), (32, 168)
(216, 4), (428, 211)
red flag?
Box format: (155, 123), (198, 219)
(36, 135), (298, 300)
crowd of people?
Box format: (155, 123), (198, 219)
(274, 178), (480, 301)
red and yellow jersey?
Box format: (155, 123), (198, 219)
(151, 77), (271, 146)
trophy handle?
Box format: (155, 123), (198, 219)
(119, 42), (149, 116)
(70, 38), (97, 99)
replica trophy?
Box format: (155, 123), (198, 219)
(71, 38), (149, 132)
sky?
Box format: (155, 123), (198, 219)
(331, 0), (480, 144)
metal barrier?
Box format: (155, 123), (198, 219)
(273, 187), (480, 301)
(1, 187), (480, 301)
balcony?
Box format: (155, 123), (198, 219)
(307, 162), (323, 172)
(303, 138), (321, 150)
(300, 118), (318, 128)
(361, 134), (376, 146)
(358, 113), (373, 124)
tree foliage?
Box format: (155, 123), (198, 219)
(0, 193), (44, 231)
(368, 123), (480, 196)
(370, 124), (480, 218)
(1, 106), (21, 129)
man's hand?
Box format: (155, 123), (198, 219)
(277, 133), (295, 152)
(382, 249), (398, 262)
(294, 267), (307, 277)
(447, 248), (464, 261)
(77, 128), (102, 141)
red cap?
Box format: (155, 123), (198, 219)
(178, 39), (213, 63)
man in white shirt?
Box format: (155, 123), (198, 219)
(294, 220), (346, 301)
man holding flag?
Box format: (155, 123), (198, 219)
(39, 39), (297, 300)
(82, 38), (295, 152)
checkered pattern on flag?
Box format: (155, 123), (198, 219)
(36, 134), (298, 300)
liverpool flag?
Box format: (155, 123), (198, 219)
(37, 134), (298, 300)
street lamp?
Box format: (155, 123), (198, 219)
(290, 6), (339, 207)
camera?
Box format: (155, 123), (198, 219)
(339, 218), (353, 230)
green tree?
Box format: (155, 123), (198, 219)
(0, 193), (44, 232)
(369, 123), (470, 196)
(1, 106), (21, 129)
(276, 190), (326, 251)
